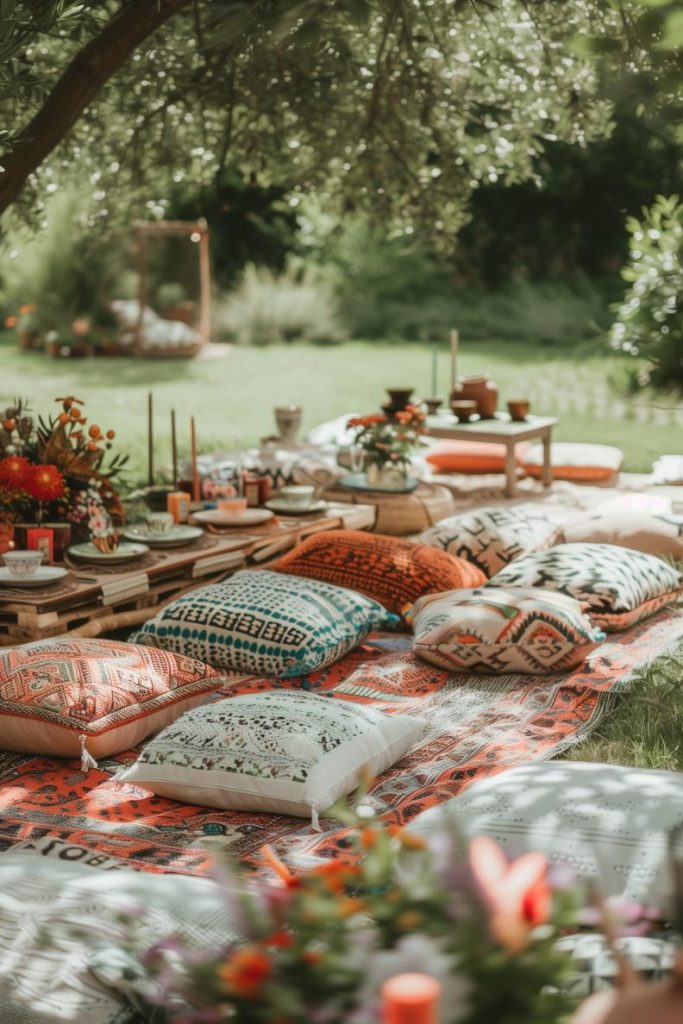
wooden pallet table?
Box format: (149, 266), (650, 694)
(0, 502), (375, 646)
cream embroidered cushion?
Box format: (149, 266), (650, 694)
(563, 512), (683, 560)
(0, 638), (220, 762)
(116, 691), (424, 824)
(486, 543), (683, 631)
(418, 506), (562, 577)
(129, 570), (396, 676)
(408, 762), (683, 912)
(410, 587), (604, 674)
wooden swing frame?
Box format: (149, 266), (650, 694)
(133, 218), (211, 358)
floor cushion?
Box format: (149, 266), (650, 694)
(563, 512), (683, 560)
(274, 529), (486, 617)
(129, 569), (396, 676)
(116, 690), (424, 826)
(425, 440), (531, 475)
(522, 443), (623, 483)
(410, 587), (604, 674)
(418, 506), (563, 577)
(407, 761), (683, 912)
(486, 542), (683, 631)
(0, 638), (220, 762)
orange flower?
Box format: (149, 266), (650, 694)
(360, 827), (378, 850)
(469, 836), (550, 954)
(336, 896), (366, 918)
(265, 929), (293, 949)
(26, 464), (64, 503)
(4, 315), (17, 328)
(72, 318), (90, 336)
(0, 455), (31, 490)
(18, 304), (36, 314)
(3, 419), (15, 432)
(388, 826), (428, 851)
(348, 413), (388, 428)
(303, 949), (324, 965)
(106, 429), (116, 440)
(217, 945), (272, 997)
(88, 425), (101, 438)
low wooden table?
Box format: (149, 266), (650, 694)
(0, 503), (375, 647)
(324, 481), (455, 536)
(424, 414), (558, 498)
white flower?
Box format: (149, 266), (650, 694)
(347, 934), (471, 1024)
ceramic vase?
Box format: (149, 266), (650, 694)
(449, 374), (499, 418)
(365, 460), (408, 491)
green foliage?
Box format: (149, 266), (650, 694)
(610, 194), (683, 389)
(0, 190), (127, 338)
(0, 189), (128, 338)
(216, 263), (345, 345)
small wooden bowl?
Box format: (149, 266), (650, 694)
(507, 400), (530, 422)
(450, 399), (478, 423)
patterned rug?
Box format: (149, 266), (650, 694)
(0, 610), (680, 878)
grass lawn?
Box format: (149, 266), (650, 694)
(1, 333), (680, 484)
(1, 331), (682, 773)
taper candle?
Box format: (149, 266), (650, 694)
(147, 391), (154, 487)
(381, 974), (441, 1024)
(190, 416), (200, 502)
(450, 329), (459, 393)
(170, 408), (178, 489)
(430, 341), (438, 397)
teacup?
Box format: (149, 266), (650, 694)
(218, 496), (248, 516)
(2, 550), (43, 577)
(450, 399), (478, 423)
(145, 511), (174, 535)
(279, 485), (315, 509)
(507, 400), (530, 422)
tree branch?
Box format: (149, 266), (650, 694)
(0, 0), (192, 217)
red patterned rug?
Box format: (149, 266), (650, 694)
(0, 610), (680, 877)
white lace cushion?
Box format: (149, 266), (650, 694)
(408, 761), (683, 912)
(419, 506), (562, 577)
(410, 586), (604, 674)
(116, 691), (424, 822)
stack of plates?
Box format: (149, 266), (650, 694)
(122, 524), (203, 548)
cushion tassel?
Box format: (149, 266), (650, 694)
(311, 807), (321, 832)
(79, 734), (98, 772)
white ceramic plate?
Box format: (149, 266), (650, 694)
(265, 499), (328, 516)
(67, 541), (149, 564)
(122, 525), (204, 548)
(192, 508), (274, 527)
(0, 566), (69, 588)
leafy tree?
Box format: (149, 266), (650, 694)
(0, 0), (642, 239)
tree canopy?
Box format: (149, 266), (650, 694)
(0, 0), (680, 239)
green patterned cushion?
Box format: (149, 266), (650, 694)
(130, 570), (396, 676)
(116, 690), (424, 824)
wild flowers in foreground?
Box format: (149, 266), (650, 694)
(126, 799), (583, 1024)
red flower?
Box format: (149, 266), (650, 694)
(217, 945), (272, 997)
(0, 455), (32, 490)
(26, 464), (65, 503)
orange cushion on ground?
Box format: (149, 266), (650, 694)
(522, 443), (623, 483)
(426, 441), (531, 474)
(274, 529), (487, 617)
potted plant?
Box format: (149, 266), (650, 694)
(6, 305), (40, 350)
(348, 405), (426, 490)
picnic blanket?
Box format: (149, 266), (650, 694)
(0, 610), (681, 877)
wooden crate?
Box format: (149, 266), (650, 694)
(0, 503), (375, 645)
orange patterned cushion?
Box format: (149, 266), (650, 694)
(426, 441), (531, 474)
(274, 530), (486, 617)
(0, 638), (221, 761)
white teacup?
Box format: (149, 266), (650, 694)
(2, 550), (43, 577)
(145, 511), (174, 535)
(278, 485), (315, 509)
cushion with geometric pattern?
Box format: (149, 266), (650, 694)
(274, 530), (486, 616)
(486, 543), (683, 631)
(410, 587), (605, 674)
(116, 690), (424, 825)
(0, 638), (220, 763)
(129, 570), (397, 677)
(419, 506), (562, 577)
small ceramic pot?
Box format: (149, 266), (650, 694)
(450, 399), (478, 423)
(386, 388), (414, 410)
(424, 398), (443, 416)
(278, 485), (315, 509)
(507, 399), (530, 422)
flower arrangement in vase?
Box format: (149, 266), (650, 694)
(0, 397), (127, 547)
(347, 404), (425, 490)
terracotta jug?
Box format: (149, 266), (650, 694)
(449, 374), (499, 419)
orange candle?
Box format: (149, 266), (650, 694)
(381, 974), (441, 1024)
(260, 844), (295, 884)
(190, 416), (200, 502)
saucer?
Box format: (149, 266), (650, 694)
(0, 566), (68, 588)
(122, 525), (203, 548)
(265, 499), (328, 516)
(67, 541), (149, 564)
(192, 508), (274, 528)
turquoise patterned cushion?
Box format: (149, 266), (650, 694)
(130, 570), (396, 677)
